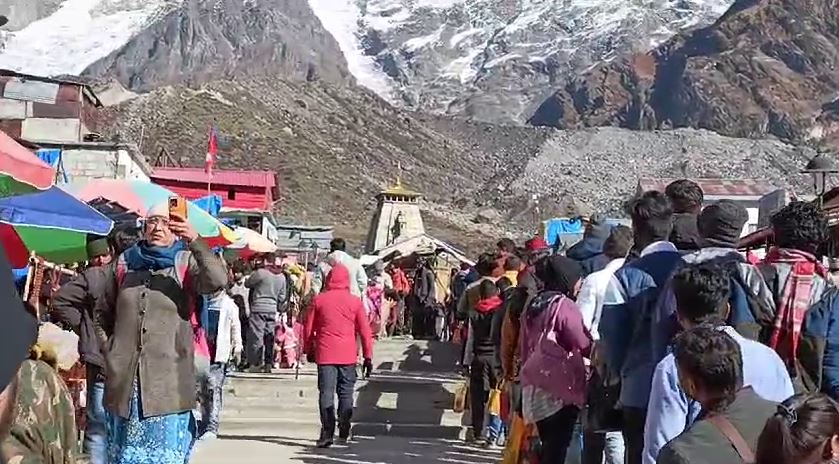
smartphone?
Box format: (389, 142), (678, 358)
(168, 196), (188, 219)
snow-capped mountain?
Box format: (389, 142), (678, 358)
(0, 0), (733, 123)
(0, 0), (182, 76)
(307, 0), (734, 122)
(0, 0), (350, 92)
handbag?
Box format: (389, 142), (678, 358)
(487, 381), (505, 416)
(584, 344), (623, 432)
(501, 414), (525, 464)
(453, 381), (469, 413)
(519, 297), (587, 407)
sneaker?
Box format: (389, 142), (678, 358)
(316, 437), (333, 449)
(482, 439), (499, 450)
(198, 432), (218, 443)
(246, 365), (263, 374)
(334, 436), (349, 446)
(464, 428), (478, 444)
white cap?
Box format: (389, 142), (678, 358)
(146, 202), (169, 219)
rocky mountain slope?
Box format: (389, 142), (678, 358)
(97, 77), (814, 252)
(83, 0), (352, 90)
(530, 0), (839, 149)
(0, 0), (737, 123)
(0, 0), (351, 90)
(311, 0), (734, 123)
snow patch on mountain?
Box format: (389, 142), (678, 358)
(307, 0), (396, 99)
(306, 0), (735, 122)
(0, 0), (182, 76)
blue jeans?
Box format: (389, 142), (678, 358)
(565, 420), (584, 464)
(582, 430), (625, 464)
(84, 367), (108, 464)
(198, 363), (228, 436)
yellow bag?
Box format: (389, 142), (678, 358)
(453, 381), (468, 413)
(487, 382), (504, 416)
(501, 414), (525, 464)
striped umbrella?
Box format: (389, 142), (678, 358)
(0, 187), (114, 267)
(225, 226), (278, 259)
(64, 179), (237, 247)
(0, 130), (55, 197)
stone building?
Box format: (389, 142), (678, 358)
(365, 179), (425, 253)
(0, 70), (150, 183)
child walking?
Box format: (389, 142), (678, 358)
(197, 288), (243, 441)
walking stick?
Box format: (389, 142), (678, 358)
(295, 341), (301, 380)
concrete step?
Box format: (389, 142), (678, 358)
(222, 401), (466, 425)
(217, 338), (468, 441)
(222, 389), (456, 413)
(224, 373), (465, 399)
(219, 418), (467, 440)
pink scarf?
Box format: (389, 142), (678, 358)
(764, 247), (827, 365)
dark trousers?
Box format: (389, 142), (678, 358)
(536, 406), (580, 464)
(317, 365), (357, 438)
(622, 407), (647, 464)
(247, 312), (276, 368)
(469, 355), (499, 436)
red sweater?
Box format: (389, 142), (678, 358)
(304, 264), (374, 365)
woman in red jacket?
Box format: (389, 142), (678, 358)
(304, 264), (374, 448)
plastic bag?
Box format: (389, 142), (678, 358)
(453, 381), (469, 413)
(487, 382), (504, 416)
(500, 384), (511, 422)
(502, 414), (525, 464)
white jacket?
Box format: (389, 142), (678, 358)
(206, 292), (243, 363)
(312, 250), (368, 296)
(575, 258), (625, 340)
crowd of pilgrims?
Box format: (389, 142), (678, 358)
(8, 179), (839, 464)
(453, 180), (839, 464)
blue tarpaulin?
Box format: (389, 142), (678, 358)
(193, 194), (223, 217)
(544, 218), (584, 246)
(36, 149), (67, 183)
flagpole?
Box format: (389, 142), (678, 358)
(205, 121), (218, 214)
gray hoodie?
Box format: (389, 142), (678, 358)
(245, 268), (287, 314)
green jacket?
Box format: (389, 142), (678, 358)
(656, 388), (776, 464)
(1, 360), (79, 464)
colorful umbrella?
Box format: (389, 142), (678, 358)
(65, 179), (237, 247)
(0, 187), (114, 267)
(227, 226), (278, 258)
(0, 130), (55, 196)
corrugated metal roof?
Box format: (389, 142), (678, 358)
(151, 167), (276, 188)
(638, 178), (778, 198)
(0, 70), (102, 107)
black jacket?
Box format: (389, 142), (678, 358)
(471, 298), (503, 359)
(51, 266), (109, 370)
(670, 213), (702, 251)
(566, 236), (609, 277)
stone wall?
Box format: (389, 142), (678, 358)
(58, 146), (150, 184)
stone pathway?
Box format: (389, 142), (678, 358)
(192, 337), (501, 464)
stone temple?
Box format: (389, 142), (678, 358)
(365, 178), (425, 254)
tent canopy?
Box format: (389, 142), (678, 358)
(371, 234), (473, 266)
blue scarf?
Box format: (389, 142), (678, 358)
(123, 240), (187, 271)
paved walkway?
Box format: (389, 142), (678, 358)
(192, 338), (500, 464)
(193, 436), (501, 464)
